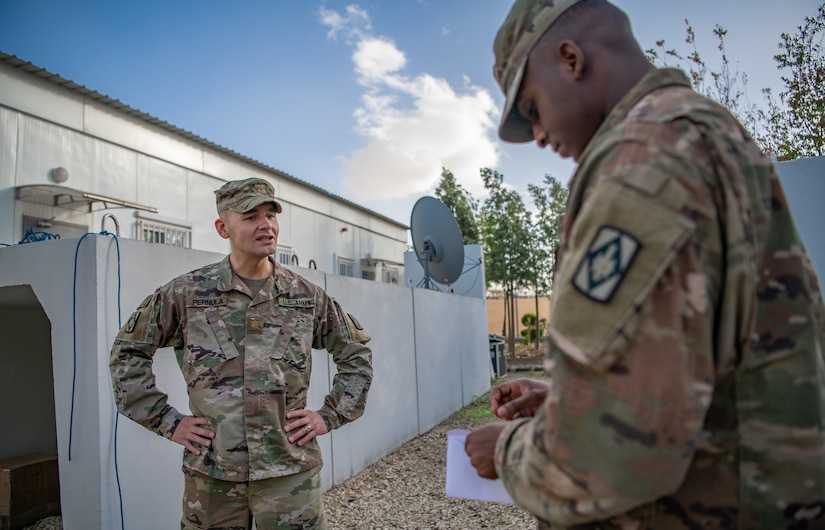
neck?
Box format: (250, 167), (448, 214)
(604, 54), (654, 111)
(229, 254), (272, 280)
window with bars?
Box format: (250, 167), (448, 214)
(135, 216), (192, 248)
(277, 247), (294, 266)
(338, 257), (354, 277)
(383, 267), (399, 285)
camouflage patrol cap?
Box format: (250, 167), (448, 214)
(494, 0), (583, 143)
(215, 178), (283, 214)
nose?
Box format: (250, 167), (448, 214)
(257, 217), (276, 231)
(533, 124), (549, 149)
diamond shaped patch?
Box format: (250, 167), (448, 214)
(572, 225), (641, 303)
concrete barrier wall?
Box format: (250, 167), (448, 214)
(0, 235), (492, 530)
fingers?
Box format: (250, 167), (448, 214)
(286, 409), (327, 446)
(172, 416), (215, 456)
(464, 424), (503, 479)
(490, 383), (515, 414)
(497, 395), (531, 420)
(490, 380), (526, 416)
(492, 379), (550, 419)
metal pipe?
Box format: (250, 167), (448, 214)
(101, 212), (120, 236)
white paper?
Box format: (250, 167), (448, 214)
(445, 429), (514, 504)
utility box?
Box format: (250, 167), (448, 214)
(489, 334), (507, 378)
(0, 454), (60, 530)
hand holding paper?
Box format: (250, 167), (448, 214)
(445, 429), (513, 504)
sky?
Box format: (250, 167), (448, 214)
(0, 0), (819, 226)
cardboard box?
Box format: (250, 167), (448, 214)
(0, 454), (60, 530)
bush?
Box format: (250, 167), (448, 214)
(520, 313), (543, 342)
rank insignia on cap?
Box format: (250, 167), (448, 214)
(573, 225), (641, 303)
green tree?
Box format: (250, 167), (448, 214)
(527, 174), (568, 349)
(528, 174), (568, 294)
(645, 21), (763, 138)
(520, 313), (543, 342)
(479, 168), (533, 356)
(434, 167), (480, 245)
(647, 4), (825, 160)
(758, 4), (825, 159)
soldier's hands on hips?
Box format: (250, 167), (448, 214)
(490, 378), (550, 420)
(286, 409), (328, 446)
(172, 416), (215, 456)
(465, 423), (506, 479)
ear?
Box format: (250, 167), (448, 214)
(215, 217), (230, 240)
(557, 40), (585, 80)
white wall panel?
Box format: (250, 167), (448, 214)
(0, 107), (17, 189)
(413, 287), (464, 433)
(85, 103), (204, 173)
(313, 214), (337, 273)
(280, 180), (334, 216)
(202, 149), (266, 183)
(0, 237), (489, 530)
(776, 156), (825, 282)
(0, 67), (85, 131)
(186, 171), (227, 253)
(0, 189), (14, 244)
(2, 57), (410, 326)
(136, 154), (188, 217)
(276, 201), (293, 248)
(324, 273), (419, 486)
(18, 115), (95, 190)
(91, 139), (138, 202)
(330, 201), (371, 227)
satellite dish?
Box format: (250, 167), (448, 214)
(410, 196), (464, 289)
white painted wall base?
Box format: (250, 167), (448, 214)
(0, 235), (491, 530)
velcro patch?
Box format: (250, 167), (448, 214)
(187, 297), (227, 308)
(279, 298), (314, 308)
(572, 225), (641, 303)
(348, 313), (364, 330)
(548, 178), (694, 370)
(125, 311), (141, 333)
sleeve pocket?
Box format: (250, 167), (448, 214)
(549, 179), (695, 371)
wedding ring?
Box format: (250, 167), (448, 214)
(304, 425), (312, 433)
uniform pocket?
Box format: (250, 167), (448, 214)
(550, 179), (695, 371)
(184, 307), (240, 378)
(270, 307), (314, 372)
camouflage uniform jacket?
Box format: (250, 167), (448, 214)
(110, 255), (373, 482)
(494, 68), (825, 529)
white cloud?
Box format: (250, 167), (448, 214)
(353, 37), (407, 82)
(319, 4), (371, 42)
(320, 4), (501, 203)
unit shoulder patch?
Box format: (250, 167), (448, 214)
(125, 310), (141, 333)
(572, 225), (641, 303)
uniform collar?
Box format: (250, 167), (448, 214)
(576, 68), (692, 167)
(217, 255), (287, 298)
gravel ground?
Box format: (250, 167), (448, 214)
(23, 371), (545, 530)
(322, 379), (539, 529)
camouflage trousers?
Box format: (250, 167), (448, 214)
(181, 466), (327, 530)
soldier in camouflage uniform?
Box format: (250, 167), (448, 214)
(110, 178), (373, 529)
(465, 1), (825, 528)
